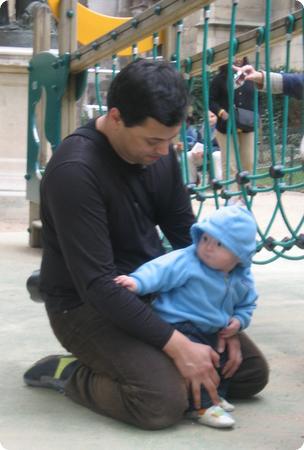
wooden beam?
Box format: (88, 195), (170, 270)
(0, 65), (29, 74)
(33, 3), (51, 168)
(189, 9), (303, 76)
(162, 25), (176, 61)
(29, 3), (52, 248)
(58, 0), (78, 139)
(33, 4), (51, 55)
(70, 0), (214, 74)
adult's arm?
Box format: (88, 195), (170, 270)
(261, 71), (304, 99)
(282, 73), (304, 100)
(42, 161), (174, 348)
(240, 64), (304, 100)
(163, 329), (220, 407)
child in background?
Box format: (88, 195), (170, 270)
(115, 206), (258, 429)
(187, 110), (222, 184)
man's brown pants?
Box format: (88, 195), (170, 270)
(47, 302), (269, 430)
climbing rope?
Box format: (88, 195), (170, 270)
(89, 1), (303, 263)
(94, 64), (104, 116)
(177, 0), (303, 263)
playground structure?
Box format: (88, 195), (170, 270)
(26, 0), (303, 263)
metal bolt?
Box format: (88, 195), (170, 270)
(154, 5), (161, 15)
(132, 18), (138, 28)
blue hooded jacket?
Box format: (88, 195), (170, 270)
(130, 206), (258, 333)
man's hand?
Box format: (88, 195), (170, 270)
(163, 330), (220, 409)
(217, 334), (242, 379)
(114, 275), (137, 292)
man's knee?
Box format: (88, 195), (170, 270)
(135, 382), (188, 430)
(68, 364), (189, 430)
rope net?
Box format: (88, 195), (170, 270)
(89, 2), (303, 264)
(173, 2), (303, 264)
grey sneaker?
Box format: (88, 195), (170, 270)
(23, 355), (79, 393)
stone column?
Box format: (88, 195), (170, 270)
(8, 0), (15, 21)
(0, 1), (9, 25)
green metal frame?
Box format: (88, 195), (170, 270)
(26, 51), (70, 203)
(26, 51), (87, 204)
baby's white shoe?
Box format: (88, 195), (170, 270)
(219, 397), (235, 412)
(197, 405), (235, 428)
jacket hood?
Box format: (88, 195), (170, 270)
(190, 206), (257, 267)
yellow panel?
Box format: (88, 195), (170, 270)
(47, 0), (162, 56)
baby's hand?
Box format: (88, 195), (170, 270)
(219, 318), (241, 338)
(114, 275), (137, 292)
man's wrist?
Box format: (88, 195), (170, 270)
(162, 329), (189, 358)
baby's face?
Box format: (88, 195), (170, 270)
(197, 233), (239, 273)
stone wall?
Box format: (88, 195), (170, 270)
(181, 0), (303, 70)
(0, 48), (30, 164)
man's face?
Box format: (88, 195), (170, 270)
(197, 233), (239, 273)
(111, 112), (181, 165)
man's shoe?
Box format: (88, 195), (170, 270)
(23, 355), (79, 393)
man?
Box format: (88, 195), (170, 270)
(24, 59), (268, 430)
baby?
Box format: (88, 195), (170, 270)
(115, 205), (258, 429)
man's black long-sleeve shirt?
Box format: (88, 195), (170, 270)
(40, 120), (195, 348)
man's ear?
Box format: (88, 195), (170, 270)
(108, 107), (123, 127)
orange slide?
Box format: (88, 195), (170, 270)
(48, 0), (163, 56)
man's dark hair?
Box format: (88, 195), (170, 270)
(107, 59), (189, 127)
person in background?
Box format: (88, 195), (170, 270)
(186, 115), (199, 149)
(187, 111), (222, 184)
(210, 56), (257, 203)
